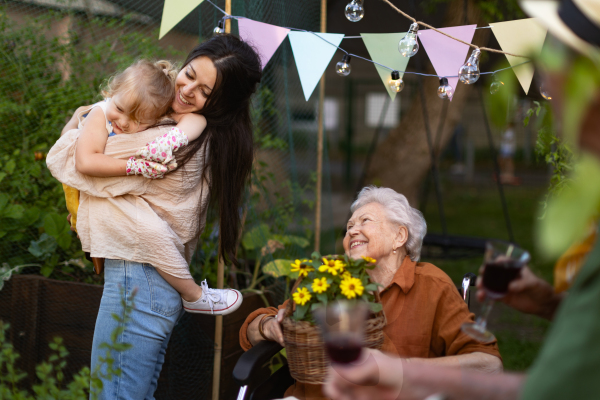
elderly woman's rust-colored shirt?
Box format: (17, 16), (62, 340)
(239, 256), (501, 399)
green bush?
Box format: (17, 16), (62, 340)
(0, 288), (136, 399)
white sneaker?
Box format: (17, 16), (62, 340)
(182, 280), (243, 315)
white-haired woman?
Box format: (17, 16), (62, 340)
(239, 186), (502, 399)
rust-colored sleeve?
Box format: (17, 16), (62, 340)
(432, 282), (502, 360)
(239, 300), (290, 351)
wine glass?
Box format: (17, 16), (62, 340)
(461, 240), (531, 342)
(313, 301), (369, 364)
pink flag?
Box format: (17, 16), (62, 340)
(418, 25), (477, 100)
(238, 18), (290, 70)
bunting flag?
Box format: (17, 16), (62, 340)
(361, 33), (410, 101)
(490, 18), (547, 94)
(238, 18), (290, 70)
(159, 0), (205, 39)
(417, 25), (477, 100)
(288, 32), (345, 101)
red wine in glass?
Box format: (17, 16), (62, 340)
(482, 259), (524, 299)
(325, 334), (362, 364)
(461, 241), (530, 342)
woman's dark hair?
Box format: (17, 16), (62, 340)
(176, 34), (262, 266)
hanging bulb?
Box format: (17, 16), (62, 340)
(345, 0), (365, 22)
(437, 78), (454, 100)
(458, 48), (481, 84)
(336, 54), (352, 76)
(540, 83), (552, 100)
(213, 19), (224, 34)
(388, 70), (404, 93)
(398, 22), (419, 57)
(489, 73), (504, 94)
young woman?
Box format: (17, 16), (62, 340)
(47, 34), (262, 398)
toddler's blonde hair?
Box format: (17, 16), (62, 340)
(102, 60), (178, 124)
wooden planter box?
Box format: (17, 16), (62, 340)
(0, 274), (270, 400)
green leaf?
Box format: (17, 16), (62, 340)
(365, 283), (379, 292)
(44, 213), (69, 238)
(262, 259), (293, 278)
(293, 303), (309, 320)
(3, 159), (16, 174)
(3, 204), (24, 219)
(316, 293), (328, 305)
(28, 233), (57, 259)
(241, 224), (270, 250)
(0, 193), (8, 212)
(56, 232), (72, 250)
(0, 172), (6, 184)
(40, 265), (54, 277)
(538, 154), (600, 259)
(368, 302), (383, 313)
(272, 234), (310, 248)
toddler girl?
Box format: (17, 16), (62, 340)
(61, 59), (242, 315)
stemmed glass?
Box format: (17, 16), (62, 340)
(461, 240), (531, 342)
(313, 301), (369, 364)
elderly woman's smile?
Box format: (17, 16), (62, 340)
(344, 202), (405, 263)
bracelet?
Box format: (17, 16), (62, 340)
(258, 314), (277, 340)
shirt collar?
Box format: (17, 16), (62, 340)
(388, 256), (417, 294)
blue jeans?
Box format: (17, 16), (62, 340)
(91, 259), (183, 400)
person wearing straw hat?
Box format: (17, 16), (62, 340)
(324, 1), (600, 399)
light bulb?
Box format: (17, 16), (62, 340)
(540, 83), (552, 100)
(336, 54), (352, 76)
(437, 77), (454, 100)
(398, 22), (419, 57)
(490, 74), (504, 94)
(345, 0), (365, 22)
(213, 20), (224, 34)
(458, 49), (481, 85)
(388, 70), (404, 93)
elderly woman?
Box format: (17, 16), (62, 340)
(239, 186), (502, 399)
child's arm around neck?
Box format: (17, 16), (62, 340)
(171, 113), (207, 142)
(75, 107), (128, 177)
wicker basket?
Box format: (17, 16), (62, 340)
(282, 297), (387, 384)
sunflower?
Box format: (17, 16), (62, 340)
(362, 256), (377, 264)
(311, 277), (330, 294)
(290, 259), (315, 277)
(293, 287), (312, 306)
(342, 271), (352, 280)
(340, 277), (364, 299)
(319, 258), (345, 276)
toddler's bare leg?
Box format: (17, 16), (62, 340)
(156, 269), (203, 302)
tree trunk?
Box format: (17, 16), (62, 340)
(366, 0), (490, 205)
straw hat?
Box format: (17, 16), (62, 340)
(520, 0), (600, 62)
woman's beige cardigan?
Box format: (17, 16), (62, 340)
(46, 126), (209, 279)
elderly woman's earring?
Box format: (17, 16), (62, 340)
(393, 248), (397, 254)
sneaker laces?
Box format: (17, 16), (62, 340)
(200, 279), (223, 314)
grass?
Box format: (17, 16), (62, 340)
(422, 182), (554, 371)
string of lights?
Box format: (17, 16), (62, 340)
(205, 1), (531, 99)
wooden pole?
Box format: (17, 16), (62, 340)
(212, 3), (232, 398)
(314, 0), (327, 253)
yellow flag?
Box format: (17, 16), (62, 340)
(490, 18), (547, 94)
(159, 0), (205, 40)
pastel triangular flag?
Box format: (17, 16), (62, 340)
(417, 25), (477, 100)
(159, 0), (205, 39)
(238, 18), (290, 70)
(490, 18), (547, 94)
(288, 32), (345, 101)
(361, 33), (411, 101)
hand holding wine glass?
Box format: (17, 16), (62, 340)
(462, 240), (531, 342)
